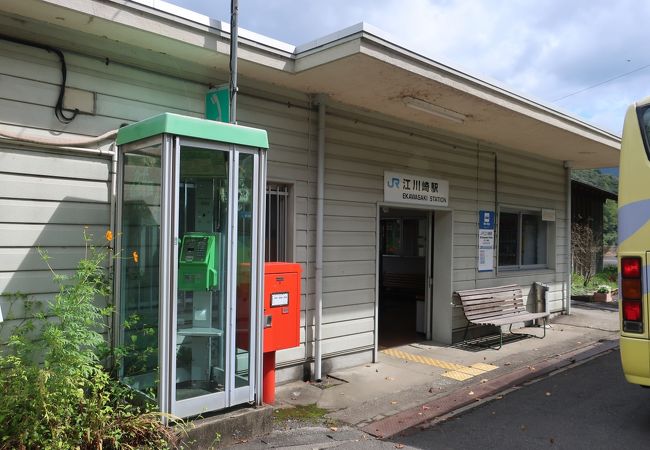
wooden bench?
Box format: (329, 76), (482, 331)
(453, 284), (550, 349)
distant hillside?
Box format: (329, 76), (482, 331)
(572, 169), (618, 194)
(599, 167), (619, 177)
(572, 168), (618, 247)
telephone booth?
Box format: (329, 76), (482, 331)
(114, 113), (268, 418)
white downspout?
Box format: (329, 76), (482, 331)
(314, 96), (326, 381)
(565, 161), (572, 315)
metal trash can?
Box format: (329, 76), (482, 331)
(532, 282), (549, 326)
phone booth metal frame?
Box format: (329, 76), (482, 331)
(114, 113), (268, 418)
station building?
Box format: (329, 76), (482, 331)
(0, 0), (620, 413)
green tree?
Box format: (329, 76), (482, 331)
(603, 199), (618, 247)
(572, 169), (618, 194)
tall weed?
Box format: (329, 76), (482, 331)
(0, 232), (181, 449)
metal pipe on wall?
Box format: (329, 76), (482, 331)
(229, 0), (239, 123)
(565, 161), (572, 315)
(314, 95), (326, 382)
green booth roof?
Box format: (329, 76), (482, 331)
(116, 113), (269, 149)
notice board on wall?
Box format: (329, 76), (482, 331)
(478, 210), (495, 272)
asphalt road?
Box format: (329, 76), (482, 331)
(395, 349), (650, 450)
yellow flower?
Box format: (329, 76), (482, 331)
(132, 251), (139, 264)
(105, 230), (113, 242)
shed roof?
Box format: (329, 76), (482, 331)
(571, 179), (618, 201)
(1, 0), (621, 168)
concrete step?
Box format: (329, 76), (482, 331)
(180, 404), (273, 449)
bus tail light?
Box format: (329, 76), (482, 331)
(621, 257), (643, 333)
(622, 257), (641, 278)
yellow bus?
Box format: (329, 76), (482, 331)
(619, 97), (650, 386)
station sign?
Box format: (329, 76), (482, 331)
(384, 171), (449, 207)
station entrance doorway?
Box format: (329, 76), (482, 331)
(378, 207), (432, 348)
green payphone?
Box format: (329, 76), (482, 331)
(175, 164), (228, 397)
(179, 232), (221, 291)
(115, 113), (268, 419)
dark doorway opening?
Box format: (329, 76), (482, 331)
(378, 207), (430, 348)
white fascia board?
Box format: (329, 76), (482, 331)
(128, 0), (296, 54)
(294, 22), (392, 54)
(35, 0), (295, 59)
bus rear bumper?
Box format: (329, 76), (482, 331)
(620, 336), (650, 386)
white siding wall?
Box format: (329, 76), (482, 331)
(0, 37), (569, 374)
(321, 112), (568, 339)
(0, 39), (203, 341)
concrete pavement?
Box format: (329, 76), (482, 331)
(226, 301), (619, 449)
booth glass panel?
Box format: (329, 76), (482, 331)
(175, 146), (229, 401)
(119, 145), (162, 400)
(235, 152), (254, 388)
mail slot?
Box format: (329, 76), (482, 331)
(263, 262), (301, 352)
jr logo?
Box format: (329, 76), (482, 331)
(387, 177), (400, 188)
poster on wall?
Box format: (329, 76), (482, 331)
(478, 210), (495, 272)
(384, 171), (449, 207)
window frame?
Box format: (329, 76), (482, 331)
(497, 206), (549, 271)
(265, 182), (294, 262)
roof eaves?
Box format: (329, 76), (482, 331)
(354, 31), (621, 146)
(289, 20), (620, 145)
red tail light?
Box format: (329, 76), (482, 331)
(622, 257), (641, 278)
(622, 279), (642, 299)
(623, 300), (642, 322)
(621, 257), (643, 333)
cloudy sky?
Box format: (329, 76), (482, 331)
(167, 0), (650, 135)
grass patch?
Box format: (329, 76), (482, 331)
(273, 404), (337, 428)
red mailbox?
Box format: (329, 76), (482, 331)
(262, 262), (301, 403)
(263, 262), (301, 351)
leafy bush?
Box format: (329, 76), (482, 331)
(571, 268), (618, 297)
(0, 232), (181, 449)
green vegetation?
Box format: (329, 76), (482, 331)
(572, 169), (618, 194)
(273, 404), (336, 427)
(0, 232), (182, 449)
(603, 199), (618, 247)
(573, 169), (619, 248)
(572, 266), (618, 296)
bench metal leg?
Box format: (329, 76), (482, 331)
(463, 318), (548, 350)
(509, 317), (547, 340)
(484, 327), (504, 350)
(463, 322), (504, 350)
(493, 328), (503, 350)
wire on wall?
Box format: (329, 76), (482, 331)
(0, 34), (79, 124)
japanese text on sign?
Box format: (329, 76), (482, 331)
(384, 171), (449, 207)
(478, 210), (494, 272)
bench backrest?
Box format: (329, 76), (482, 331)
(454, 285), (527, 322)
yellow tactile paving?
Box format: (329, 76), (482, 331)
(471, 362), (499, 372)
(441, 371), (474, 381)
(380, 348), (499, 382)
(452, 366), (488, 376)
(381, 348), (467, 371)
